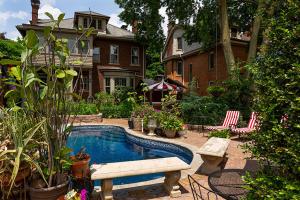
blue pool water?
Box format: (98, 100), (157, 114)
(67, 126), (192, 185)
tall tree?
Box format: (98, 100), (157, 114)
(115, 0), (165, 78)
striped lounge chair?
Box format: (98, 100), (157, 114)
(231, 112), (259, 137)
(204, 111), (240, 131)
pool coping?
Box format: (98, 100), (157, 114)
(72, 123), (203, 191)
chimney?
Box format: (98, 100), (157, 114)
(31, 0), (40, 25)
(132, 20), (138, 34)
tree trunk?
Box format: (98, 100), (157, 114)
(247, 0), (264, 63)
(219, 0), (235, 72)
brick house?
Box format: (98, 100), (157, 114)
(16, 0), (145, 99)
(162, 25), (250, 96)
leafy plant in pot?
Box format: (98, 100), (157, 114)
(70, 147), (91, 179)
(160, 113), (183, 138)
(0, 109), (46, 197)
(5, 11), (94, 200)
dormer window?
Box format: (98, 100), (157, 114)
(83, 18), (88, 28)
(177, 37), (183, 50)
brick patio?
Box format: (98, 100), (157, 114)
(76, 118), (254, 200)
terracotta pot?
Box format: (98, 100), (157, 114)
(0, 164), (31, 187)
(133, 118), (143, 131)
(71, 156), (91, 179)
(29, 179), (69, 200)
(164, 130), (176, 138)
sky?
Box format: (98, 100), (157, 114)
(0, 0), (168, 40)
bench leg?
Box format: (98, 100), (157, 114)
(164, 170), (181, 198)
(101, 179), (113, 200)
(200, 155), (224, 175)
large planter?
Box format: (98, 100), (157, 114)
(29, 179), (69, 200)
(0, 164), (31, 187)
(164, 130), (177, 138)
(71, 155), (91, 179)
(133, 117), (143, 131)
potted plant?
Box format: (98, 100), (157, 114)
(5, 12), (93, 200)
(70, 147), (91, 179)
(160, 113), (184, 138)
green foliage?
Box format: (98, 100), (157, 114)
(207, 86), (225, 97)
(208, 129), (230, 139)
(69, 101), (98, 115)
(112, 86), (134, 104)
(244, 1), (300, 199)
(181, 95), (228, 125)
(94, 92), (115, 108)
(100, 102), (132, 118)
(161, 94), (181, 116)
(0, 39), (24, 61)
(160, 114), (183, 132)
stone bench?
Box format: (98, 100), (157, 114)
(197, 137), (230, 174)
(90, 157), (190, 200)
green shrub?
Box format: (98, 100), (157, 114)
(99, 103), (132, 118)
(94, 92), (115, 108)
(207, 86), (225, 97)
(208, 129), (230, 139)
(160, 113), (183, 132)
(69, 101), (97, 115)
(181, 95), (229, 125)
(112, 86), (134, 103)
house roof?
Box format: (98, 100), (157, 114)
(74, 11), (110, 19)
(16, 11), (135, 40)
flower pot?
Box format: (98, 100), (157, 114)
(29, 178), (69, 200)
(71, 155), (91, 179)
(133, 118), (143, 131)
(0, 164), (31, 187)
(164, 130), (176, 138)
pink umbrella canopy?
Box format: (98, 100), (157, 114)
(148, 79), (179, 91)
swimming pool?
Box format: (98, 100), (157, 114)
(67, 126), (193, 185)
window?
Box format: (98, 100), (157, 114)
(97, 20), (102, 29)
(91, 19), (96, 29)
(189, 64), (193, 82)
(130, 78), (134, 88)
(93, 47), (100, 62)
(131, 47), (139, 65)
(177, 37), (183, 50)
(115, 78), (127, 87)
(105, 77), (111, 94)
(208, 81), (215, 86)
(68, 39), (76, 54)
(208, 52), (215, 70)
(176, 61), (183, 75)
(78, 40), (89, 54)
(110, 45), (119, 64)
(83, 18), (88, 28)
(80, 74), (89, 91)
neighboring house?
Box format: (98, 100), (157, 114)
(162, 25), (249, 96)
(16, 0), (145, 99)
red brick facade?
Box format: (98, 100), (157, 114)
(163, 27), (248, 95)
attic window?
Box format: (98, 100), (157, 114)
(97, 20), (102, 29)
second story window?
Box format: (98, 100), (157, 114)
(131, 47), (139, 65)
(208, 51), (215, 70)
(97, 20), (102, 30)
(93, 47), (100, 63)
(110, 45), (119, 64)
(176, 61), (183, 75)
(78, 40), (89, 54)
(177, 37), (183, 50)
(68, 39), (76, 54)
(83, 18), (88, 28)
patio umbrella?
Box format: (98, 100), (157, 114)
(148, 79), (179, 91)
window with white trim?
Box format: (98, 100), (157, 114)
(83, 18), (88, 28)
(80, 74), (89, 91)
(115, 78), (127, 87)
(110, 45), (119, 64)
(93, 47), (100, 63)
(131, 47), (139, 65)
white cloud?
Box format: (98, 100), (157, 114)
(0, 11), (29, 24)
(40, 0), (56, 6)
(6, 30), (21, 41)
(39, 4), (62, 19)
(109, 10), (125, 28)
(159, 7), (168, 36)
